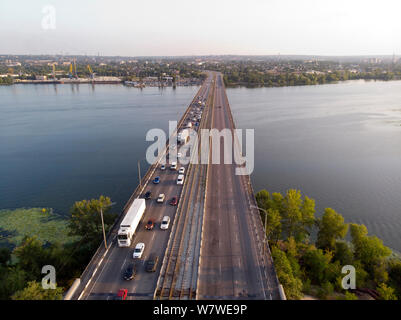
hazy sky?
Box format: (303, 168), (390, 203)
(1, 0), (401, 56)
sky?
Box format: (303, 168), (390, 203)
(1, 0), (401, 56)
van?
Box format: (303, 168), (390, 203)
(177, 174), (184, 185)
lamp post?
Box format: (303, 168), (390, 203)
(138, 159), (142, 189)
(99, 202), (116, 250)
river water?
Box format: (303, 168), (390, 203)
(1, 81), (400, 251)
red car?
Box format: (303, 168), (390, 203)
(115, 289), (128, 300)
(169, 197), (178, 206)
(145, 219), (155, 230)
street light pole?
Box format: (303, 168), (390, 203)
(99, 207), (107, 250)
(138, 160), (142, 189)
(99, 202), (116, 250)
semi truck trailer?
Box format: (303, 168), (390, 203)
(118, 198), (146, 247)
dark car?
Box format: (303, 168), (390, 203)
(146, 254), (159, 272)
(145, 219), (155, 230)
(115, 289), (128, 300)
(123, 263), (136, 281)
(144, 191), (152, 200)
(169, 197), (178, 206)
(153, 176), (160, 184)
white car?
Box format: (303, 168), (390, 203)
(157, 193), (165, 203)
(177, 153), (182, 159)
(170, 162), (177, 170)
(133, 243), (145, 259)
(177, 174), (184, 185)
(160, 216), (171, 230)
(160, 164), (166, 170)
(178, 167), (185, 174)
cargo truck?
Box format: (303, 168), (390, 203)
(178, 129), (189, 144)
(118, 198), (146, 247)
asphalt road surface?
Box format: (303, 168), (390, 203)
(197, 73), (278, 300)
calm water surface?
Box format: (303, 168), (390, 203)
(1, 81), (400, 251)
(228, 80), (401, 252)
(0, 84), (198, 216)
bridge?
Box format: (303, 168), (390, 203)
(66, 72), (282, 300)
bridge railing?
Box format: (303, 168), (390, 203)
(68, 79), (209, 300)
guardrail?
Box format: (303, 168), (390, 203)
(67, 76), (210, 300)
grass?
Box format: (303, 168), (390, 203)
(0, 208), (77, 250)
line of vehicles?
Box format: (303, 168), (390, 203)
(113, 95), (207, 299)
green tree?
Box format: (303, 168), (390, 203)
(69, 196), (116, 246)
(316, 208), (348, 250)
(376, 283), (398, 300)
(350, 223), (391, 273)
(0, 247), (11, 265)
(302, 246), (332, 285)
(13, 236), (50, 281)
(388, 261), (401, 299)
(281, 190), (315, 242)
(317, 281), (334, 299)
(271, 247), (303, 299)
(255, 189), (270, 210)
(282, 189), (303, 239)
(265, 208), (282, 243)
(0, 267), (28, 300)
(11, 281), (63, 300)
(333, 241), (354, 265)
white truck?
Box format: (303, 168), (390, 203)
(178, 129), (189, 144)
(118, 198), (146, 247)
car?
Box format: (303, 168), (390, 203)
(170, 162), (177, 170)
(177, 153), (182, 159)
(160, 164), (166, 170)
(157, 193), (165, 203)
(144, 191), (152, 200)
(145, 254), (159, 272)
(160, 216), (170, 230)
(133, 243), (145, 259)
(170, 197), (178, 206)
(123, 263), (136, 281)
(178, 167), (185, 174)
(177, 174), (184, 185)
(153, 176), (160, 184)
(145, 219), (155, 230)
(115, 289), (128, 300)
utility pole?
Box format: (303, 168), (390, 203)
(138, 160), (142, 189)
(99, 202), (116, 250)
(99, 206), (107, 250)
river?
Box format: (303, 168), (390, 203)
(1, 81), (400, 251)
